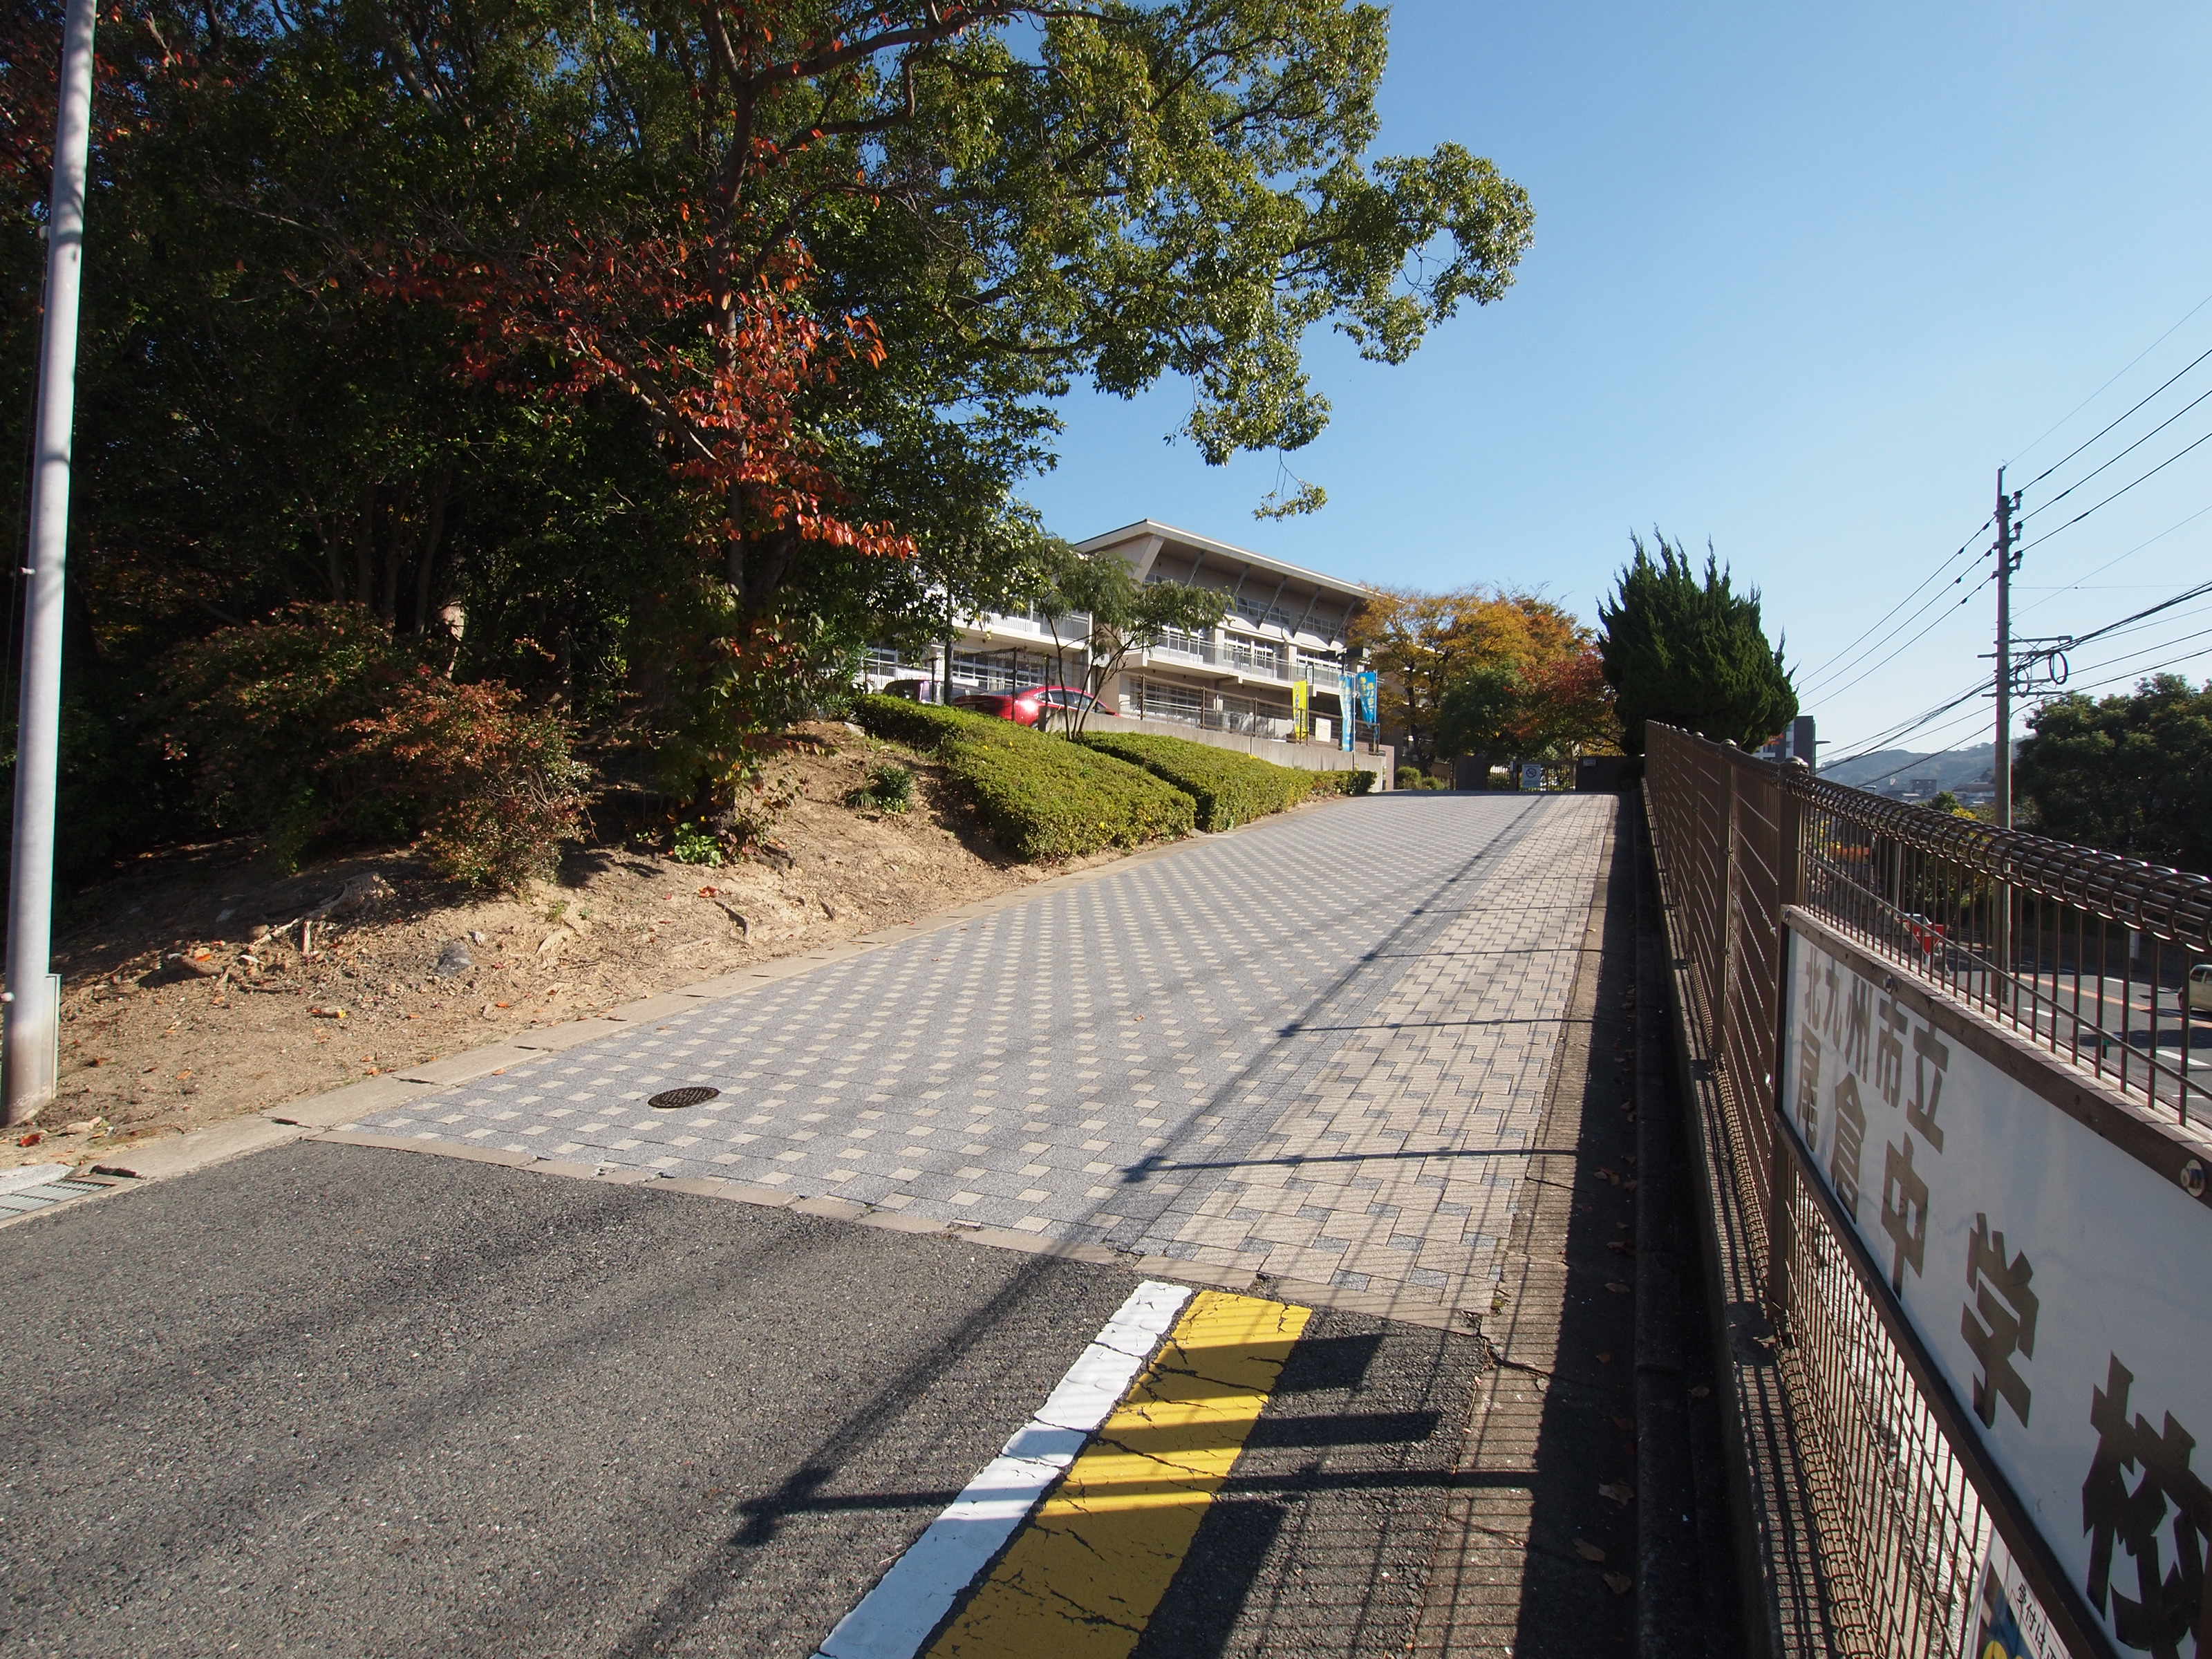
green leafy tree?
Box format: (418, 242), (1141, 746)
(2014, 675), (2212, 874)
(1029, 549), (1228, 733)
(1597, 530), (1796, 755)
(1434, 662), (1521, 760)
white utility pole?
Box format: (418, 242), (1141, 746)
(6, 0), (100, 1127)
(1992, 469), (2017, 831)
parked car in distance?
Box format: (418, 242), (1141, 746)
(1902, 912), (1947, 958)
(950, 686), (1117, 728)
(878, 677), (932, 702)
(2188, 962), (2212, 1017)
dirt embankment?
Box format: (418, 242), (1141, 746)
(14, 724), (1086, 1174)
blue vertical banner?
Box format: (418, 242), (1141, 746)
(1355, 671), (1378, 748)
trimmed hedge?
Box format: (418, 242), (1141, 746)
(851, 694), (1194, 860)
(848, 693), (989, 751)
(1074, 729), (1319, 831)
(1302, 765), (1377, 796)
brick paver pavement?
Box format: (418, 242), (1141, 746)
(352, 792), (1613, 1324)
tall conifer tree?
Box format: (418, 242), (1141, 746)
(1597, 531), (1795, 754)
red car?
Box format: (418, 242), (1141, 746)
(951, 686), (1116, 727)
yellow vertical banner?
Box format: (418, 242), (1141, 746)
(1291, 678), (1309, 742)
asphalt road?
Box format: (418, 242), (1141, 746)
(2, 1142), (1485, 1658)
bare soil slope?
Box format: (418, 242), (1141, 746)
(15, 724), (1094, 1173)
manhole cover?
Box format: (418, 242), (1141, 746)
(648, 1085), (720, 1110)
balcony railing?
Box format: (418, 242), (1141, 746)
(1144, 638), (1343, 688)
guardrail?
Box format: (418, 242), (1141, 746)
(1645, 723), (2212, 1659)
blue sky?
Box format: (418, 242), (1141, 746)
(1020, 1), (2212, 765)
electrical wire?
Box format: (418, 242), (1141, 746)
(2046, 576), (2212, 655)
(1829, 706), (2000, 791)
(2041, 621), (2212, 695)
(1800, 566), (1999, 709)
(1793, 516), (1990, 688)
(2018, 344), (2212, 494)
(2009, 283), (2212, 474)
(2014, 499), (2212, 619)
(2012, 424), (2212, 559)
(1821, 677), (1990, 768)
(2017, 379), (2212, 524)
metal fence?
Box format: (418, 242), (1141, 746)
(1644, 724), (2212, 1658)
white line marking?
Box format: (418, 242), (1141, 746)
(812, 1279), (1194, 1659)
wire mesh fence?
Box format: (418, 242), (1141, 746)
(1645, 723), (2212, 1658)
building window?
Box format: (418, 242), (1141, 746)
(952, 649), (1054, 692)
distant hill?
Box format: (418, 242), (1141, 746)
(1820, 742), (2003, 791)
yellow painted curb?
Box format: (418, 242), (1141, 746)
(926, 1288), (1311, 1657)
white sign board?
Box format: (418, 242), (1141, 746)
(1782, 926), (2212, 1659)
(1519, 762), (1543, 791)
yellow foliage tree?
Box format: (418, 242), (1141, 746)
(1353, 586), (1616, 765)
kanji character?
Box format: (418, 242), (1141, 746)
(2081, 1354), (2212, 1659)
(1961, 1213), (2036, 1430)
(1830, 1074), (1866, 1220)
(1909, 1022), (1949, 1152)
(1875, 996), (1909, 1108)
(1879, 1136), (1929, 1292)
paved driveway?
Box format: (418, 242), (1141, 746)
(4, 790), (1642, 1659)
(352, 792), (1614, 1324)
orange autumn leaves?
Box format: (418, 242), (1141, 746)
(384, 227), (910, 564)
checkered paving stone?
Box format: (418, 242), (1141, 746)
(360, 793), (1613, 1321)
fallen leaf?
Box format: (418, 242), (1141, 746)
(1573, 1539), (1606, 1562)
(1606, 1281), (1631, 1293)
(1610, 1415), (1633, 1432)
(1595, 1350), (1614, 1364)
(17, 1131), (41, 1146)
(1602, 1571), (1633, 1595)
(1598, 1481), (1635, 1506)
(1689, 1384), (1712, 1399)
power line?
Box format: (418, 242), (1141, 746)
(2013, 498), (2212, 619)
(2018, 344), (2212, 494)
(1831, 709), (1998, 791)
(2012, 423), (2212, 559)
(1821, 577), (2212, 774)
(2045, 621), (2212, 695)
(2049, 575), (2212, 654)
(1793, 517), (1989, 688)
(2009, 283), (2212, 472)
(2017, 379), (2212, 523)
(1801, 565), (1998, 708)
(1822, 677), (1989, 768)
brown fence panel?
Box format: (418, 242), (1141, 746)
(1645, 724), (2212, 1659)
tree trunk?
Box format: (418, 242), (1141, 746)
(410, 469), (453, 639)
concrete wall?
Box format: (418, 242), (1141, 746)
(1102, 713), (1395, 789)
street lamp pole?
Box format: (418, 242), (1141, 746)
(6, 0), (100, 1126)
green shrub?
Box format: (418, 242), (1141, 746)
(850, 693), (997, 750)
(1396, 765), (1425, 791)
(1075, 731), (1312, 831)
(852, 694), (1192, 859)
(848, 762), (915, 814)
(1302, 766), (1376, 796)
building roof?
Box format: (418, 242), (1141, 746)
(1074, 519), (1374, 605)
